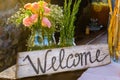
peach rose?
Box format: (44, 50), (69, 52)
(23, 17), (33, 27)
(41, 17), (51, 28)
(23, 14), (38, 27)
(24, 3), (32, 10)
(30, 14), (38, 23)
(31, 2), (40, 13)
(32, 2), (40, 9)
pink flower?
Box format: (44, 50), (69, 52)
(44, 7), (50, 14)
(23, 14), (38, 27)
(42, 17), (51, 28)
(30, 14), (38, 23)
(23, 17), (33, 27)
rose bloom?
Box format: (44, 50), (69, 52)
(42, 17), (51, 28)
(31, 2), (40, 14)
(30, 14), (38, 23)
(24, 3), (32, 10)
(32, 2), (40, 9)
(44, 6), (50, 15)
(23, 17), (33, 27)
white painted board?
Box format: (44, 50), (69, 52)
(0, 65), (16, 79)
(16, 44), (111, 79)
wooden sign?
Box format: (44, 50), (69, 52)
(16, 44), (110, 79)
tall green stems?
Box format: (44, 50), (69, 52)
(59, 0), (81, 47)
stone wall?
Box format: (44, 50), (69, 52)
(0, 24), (29, 72)
(0, 0), (36, 72)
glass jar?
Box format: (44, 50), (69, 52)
(108, 13), (120, 63)
(58, 38), (76, 47)
(27, 29), (56, 51)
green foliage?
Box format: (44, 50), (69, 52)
(7, 8), (27, 25)
(59, 0), (81, 46)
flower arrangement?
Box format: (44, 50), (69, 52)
(7, 0), (81, 50)
(7, 0), (63, 50)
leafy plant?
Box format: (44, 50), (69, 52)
(59, 0), (81, 46)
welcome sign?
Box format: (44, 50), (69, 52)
(16, 44), (110, 79)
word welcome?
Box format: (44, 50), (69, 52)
(23, 49), (108, 74)
(17, 44), (110, 78)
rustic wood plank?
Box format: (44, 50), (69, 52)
(16, 44), (110, 79)
(0, 65), (16, 79)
